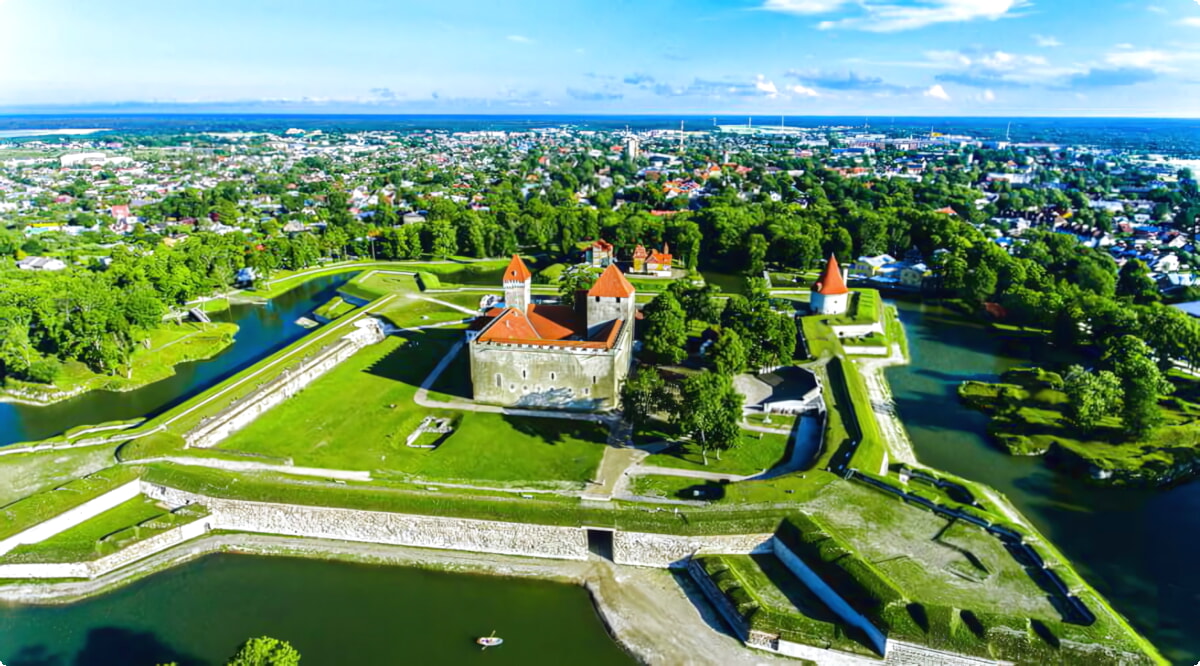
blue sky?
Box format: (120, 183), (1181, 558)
(2, 0), (1199, 116)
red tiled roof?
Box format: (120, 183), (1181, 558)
(526, 304), (579, 340)
(476, 307), (623, 350)
(503, 254), (532, 282)
(591, 239), (613, 253)
(588, 263), (636, 298)
(812, 255), (849, 296)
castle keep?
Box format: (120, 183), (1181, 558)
(468, 255), (635, 410)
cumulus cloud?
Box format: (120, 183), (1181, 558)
(928, 48), (1062, 88)
(980, 89), (996, 101)
(506, 35), (533, 44)
(1182, 17), (1200, 27)
(1032, 34), (1061, 47)
(813, 0), (1025, 32)
(755, 75), (779, 96)
(791, 84), (821, 97)
(924, 84), (951, 100)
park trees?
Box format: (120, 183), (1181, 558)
(677, 371), (744, 465)
(642, 290), (688, 364)
(1062, 365), (1123, 432)
(1116, 259), (1159, 304)
(620, 366), (671, 437)
(225, 636), (301, 666)
(709, 329), (749, 375)
(1107, 335), (1173, 438)
(557, 265), (598, 307)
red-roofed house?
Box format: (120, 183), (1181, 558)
(632, 243), (673, 276)
(468, 259), (635, 410)
(587, 239), (614, 267)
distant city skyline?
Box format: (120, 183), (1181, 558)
(2, 0), (1199, 117)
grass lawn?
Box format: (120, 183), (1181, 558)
(700, 271), (750, 296)
(313, 296), (357, 321)
(799, 316), (841, 360)
(376, 293), (482, 329)
(3, 321), (238, 400)
(0, 466), (140, 541)
(217, 331), (608, 487)
(0, 495), (206, 564)
(0, 445), (119, 507)
(630, 469), (836, 504)
(960, 367), (1200, 478)
(645, 430), (791, 476)
(810, 481), (1059, 621)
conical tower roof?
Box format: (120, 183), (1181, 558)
(503, 254), (532, 282)
(812, 255), (849, 296)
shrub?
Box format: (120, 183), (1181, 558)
(415, 271), (441, 290)
(24, 357), (62, 384)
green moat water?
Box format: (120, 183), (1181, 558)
(0, 554), (634, 666)
(887, 300), (1198, 664)
(0, 274), (353, 447)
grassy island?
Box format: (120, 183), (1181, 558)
(959, 367), (1200, 485)
(1, 321), (238, 404)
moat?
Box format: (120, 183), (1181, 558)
(0, 554), (633, 666)
(0, 274), (353, 447)
(887, 300), (1200, 664)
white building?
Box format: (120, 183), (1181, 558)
(811, 255), (850, 316)
(17, 256), (67, 271)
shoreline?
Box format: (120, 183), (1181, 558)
(0, 532), (782, 666)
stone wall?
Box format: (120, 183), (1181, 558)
(773, 538), (888, 654)
(832, 322), (886, 338)
(0, 518), (209, 579)
(143, 483), (590, 560)
(844, 345), (890, 356)
(186, 318), (385, 448)
(611, 530), (774, 567)
(0, 480), (142, 556)
(469, 331), (630, 410)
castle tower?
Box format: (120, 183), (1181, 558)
(811, 254), (850, 316)
(586, 263), (636, 338)
(502, 254), (532, 312)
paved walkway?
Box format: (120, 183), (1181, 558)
(145, 456), (372, 482)
(406, 294), (480, 316)
(582, 447), (648, 501)
(855, 343), (918, 465)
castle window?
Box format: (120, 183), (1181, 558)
(595, 296), (600, 303)
(583, 388), (590, 396)
(592, 375), (597, 385)
(550, 372), (556, 381)
(495, 374), (502, 388)
(616, 297), (621, 303)
(522, 369), (527, 379)
(510, 384), (515, 391)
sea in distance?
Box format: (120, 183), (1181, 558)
(2, 113), (1200, 154)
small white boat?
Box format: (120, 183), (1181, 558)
(477, 630), (503, 649)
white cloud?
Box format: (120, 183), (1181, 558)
(924, 84), (951, 100)
(981, 89), (996, 101)
(791, 84), (821, 97)
(506, 35), (533, 44)
(1180, 17), (1200, 27)
(755, 75), (779, 96)
(761, 0), (850, 13)
(814, 0), (1025, 32)
(1032, 34), (1061, 47)
(1105, 49), (1180, 72)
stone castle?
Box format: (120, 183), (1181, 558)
(468, 255), (635, 410)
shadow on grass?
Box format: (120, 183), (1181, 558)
(363, 328), (463, 390)
(500, 414), (609, 447)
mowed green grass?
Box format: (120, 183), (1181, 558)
(218, 330), (608, 487)
(0, 496), (166, 563)
(646, 431), (792, 476)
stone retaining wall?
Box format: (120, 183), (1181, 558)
(0, 519), (209, 579)
(185, 318), (385, 449)
(0, 480), (142, 556)
(143, 483), (590, 560)
(844, 345), (890, 356)
(611, 530), (774, 567)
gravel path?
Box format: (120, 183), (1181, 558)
(855, 343), (918, 465)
